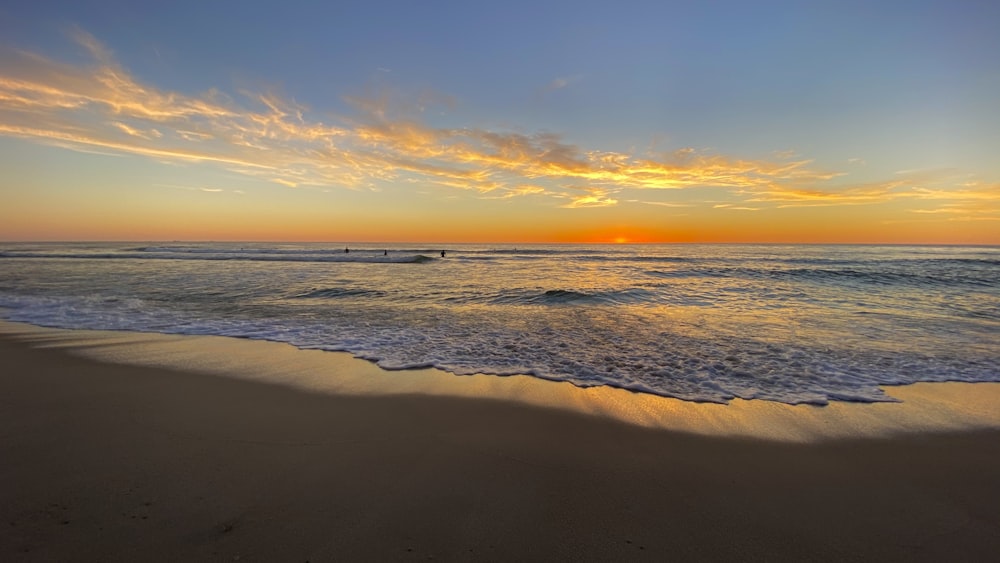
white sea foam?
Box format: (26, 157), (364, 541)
(1, 242), (998, 404)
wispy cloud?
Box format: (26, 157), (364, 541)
(541, 74), (583, 94)
(559, 187), (619, 208)
(111, 121), (162, 139)
(155, 183), (236, 194)
(714, 203), (761, 211)
(633, 201), (692, 208)
(903, 182), (1000, 222)
(1, 30), (997, 217)
(482, 184), (554, 200)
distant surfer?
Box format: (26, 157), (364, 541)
(384, 250), (388, 256)
(345, 247), (349, 254)
(441, 250), (446, 258)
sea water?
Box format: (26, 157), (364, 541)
(1, 242), (997, 405)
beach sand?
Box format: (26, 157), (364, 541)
(2, 322), (1000, 561)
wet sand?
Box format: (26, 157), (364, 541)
(2, 323), (1000, 561)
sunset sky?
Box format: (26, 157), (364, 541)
(1, 0), (998, 243)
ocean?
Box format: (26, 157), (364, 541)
(1, 242), (997, 405)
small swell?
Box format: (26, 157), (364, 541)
(646, 265), (999, 289)
(292, 287), (387, 299)
(492, 288), (659, 306)
(0, 250), (435, 265)
(530, 289), (593, 304)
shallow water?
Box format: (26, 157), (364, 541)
(1, 242), (997, 404)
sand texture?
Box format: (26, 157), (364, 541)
(2, 326), (1000, 561)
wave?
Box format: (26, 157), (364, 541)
(292, 287), (388, 299)
(132, 245), (452, 254)
(529, 289), (593, 304)
(3, 280), (998, 406)
(5, 291), (996, 406)
(487, 288), (660, 306)
(0, 250), (436, 265)
(645, 264), (998, 289)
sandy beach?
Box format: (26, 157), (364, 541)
(2, 323), (1000, 561)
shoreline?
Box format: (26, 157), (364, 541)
(2, 321), (1000, 560)
(3, 320), (1000, 441)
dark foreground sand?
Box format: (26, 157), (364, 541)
(2, 332), (1000, 562)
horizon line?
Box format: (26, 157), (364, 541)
(3, 239), (998, 247)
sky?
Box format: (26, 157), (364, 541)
(1, 0), (998, 244)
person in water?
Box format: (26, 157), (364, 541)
(441, 250), (446, 258)
(345, 247), (349, 253)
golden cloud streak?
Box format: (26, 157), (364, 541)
(0, 124), (272, 169)
(562, 194), (619, 208)
(906, 184), (1000, 222)
(1, 30), (997, 214)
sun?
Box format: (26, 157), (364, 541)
(613, 236), (629, 244)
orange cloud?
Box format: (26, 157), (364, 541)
(1, 29), (997, 224)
